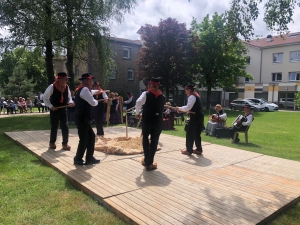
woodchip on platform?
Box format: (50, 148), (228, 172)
(5, 126), (300, 225)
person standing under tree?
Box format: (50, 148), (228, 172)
(73, 73), (101, 165)
(44, 72), (75, 150)
(92, 81), (108, 140)
(135, 77), (165, 171)
(176, 85), (204, 155)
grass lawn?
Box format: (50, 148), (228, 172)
(0, 111), (299, 224)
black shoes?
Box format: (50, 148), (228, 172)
(85, 157), (100, 165)
(74, 158), (85, 165)
(234, 137), (240, 143)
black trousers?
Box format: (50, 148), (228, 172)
(74, 119), (95, 162)
(142, 118), (162, 166)
(49, 109), (69, 145)
(95, 111), (104, 136)
(186, 115), (203, 153)
(228, 125), (247, 139)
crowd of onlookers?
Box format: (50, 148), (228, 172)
(0, 95), (48, 115)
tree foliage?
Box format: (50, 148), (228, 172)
(136, 17), (193, 100)
(295, 92), (300, 108)
(191, 13), (251, 109)
(0, 47), (47, 94)
(225, 0), (298, 41)
(0, 0), (136, 90)
(1, 63), (36, 98)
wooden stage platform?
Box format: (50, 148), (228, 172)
(5, 126), (300, 225)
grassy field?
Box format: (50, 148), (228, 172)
(0, 111), (299, 225)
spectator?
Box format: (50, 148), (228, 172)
(26, 97), (33, 113)
(19, 97), (27, 113)
(6, 97), (14, 114)
(0, 97), (6, 114)
(34, 96), (45, 113)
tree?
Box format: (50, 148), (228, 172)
(295, 92), (300, 108)
(0, 47), (47, 93)
(136, 17), (193, 101)
(1, 63), (36, 98)
(190, 13), (251, 109)
(225, 0), (299, 41)
(0, 0), (136, 89)
(188, 0), (299, 40)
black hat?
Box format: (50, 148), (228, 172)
(185, 84), (195, 90)
(79, 73), (95, 80)
(150, 77), (160, 84)
(56, 72), (70, 79)
(126, 92), (132, 95)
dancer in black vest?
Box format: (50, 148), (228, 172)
(44, 72), (75, 150)
(135, 77), (165, 170)
(177, 85), (204, 155)
(73, 73), (101, 165)
(92, 82), (108, 140)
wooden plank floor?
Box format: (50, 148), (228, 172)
(5, 126), (300, 225)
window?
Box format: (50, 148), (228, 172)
(245, 77), (249, 83)
(290, 51), (300, 62)
(246, 56), (250, 64)
(123, 47), (131, 59)
(109, 68), (117, 79)
(272, 73), (282, 82)
(273, 53), (283, 63)
(128, 69), (134, 80)
(289, 72), (300, 81)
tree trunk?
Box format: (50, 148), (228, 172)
(45, 39), (55, 85)
(65, 6), (75, 90)
(206, 87), (212, 111)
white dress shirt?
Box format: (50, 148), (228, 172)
(43, 84), (74, 108)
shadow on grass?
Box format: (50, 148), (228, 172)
(234, 142), (262, 148)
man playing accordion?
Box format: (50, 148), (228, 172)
(228, 105), (253, 143)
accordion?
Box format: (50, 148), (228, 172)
(232, 115), (247, 128)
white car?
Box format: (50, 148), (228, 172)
(244, 98), (278, 112)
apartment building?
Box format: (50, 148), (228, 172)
(231, 32), (300, 106)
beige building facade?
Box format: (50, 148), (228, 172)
(232, 33), (300, 107)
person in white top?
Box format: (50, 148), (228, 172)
(73, 73), (101, 165)
(205, 104), (227, 136)
(43, 72), (75, 150)
(228, 105), (253, 143)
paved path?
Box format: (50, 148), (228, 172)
(5, 126), (300, 225)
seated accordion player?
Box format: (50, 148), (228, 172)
(232, 115), (247, 129)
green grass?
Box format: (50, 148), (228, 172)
(0, 115), (127, 225)
(1, 112), (300, 224)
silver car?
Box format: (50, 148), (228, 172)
(245, 98), (278, 112)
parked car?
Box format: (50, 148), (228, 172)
(229, 99), (265, 112)
(244, 98), (278, 112)
(278, 98), (296, 108)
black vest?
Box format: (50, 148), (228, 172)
(75, 88), (93, 122)
(94, 93), (105, 114)
(127, 97), (135, 109)
(142, 92), (165, 122)
(50, 84), (69, 107)
(190, 94), (204, 118)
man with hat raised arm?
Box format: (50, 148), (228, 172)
(228, 105), (253, 143)
(73, 73), (101, 165)
(176, 85), (204, 155)
(135, 77), (165, 170)
(44, 72), (75, 150)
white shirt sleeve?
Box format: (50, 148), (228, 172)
(67, 87), (74, 104)
(124, 96), (133, 104)
(219, 112), (227, 120)
(178, 95), (196, 112)
(102, 92), (108, 99)
(43, 84), (54, 108)
(242, 114), (253, 126)
(135, 91), (147, 114)
(80, 87), (98, 106)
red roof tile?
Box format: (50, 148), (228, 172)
(243, 32), (300, 48)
